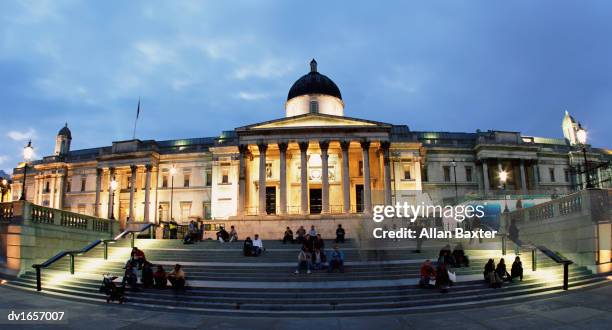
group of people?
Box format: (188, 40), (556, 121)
(113, 247), (187, 295)
(295, 244), (345, 274)
(283, 224), (346, 244)
(484, 256), (523, 288)
(216, 226), (239, 243)
(243, 234), (265, 256)
(419, 259), (454, 293)
(438, 243), (470, 268)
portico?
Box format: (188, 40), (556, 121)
(211, 113), (398, 219)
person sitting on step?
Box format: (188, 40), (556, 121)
(419, 259), (436, 288)
(511, 256), (523, 282)
(243, 237), (254, 256)
(438, 244), (454, 267)
(484, 258), (495, 281)
(294, 246), (312, 274)
(335, 224), (345, 243)
(313, 248), (326, 270)
(496, 258), (511, 283)
(283, 226), (294, 244)
(328, 245), (345, 273)
(452, 243), (469, 267)
(153, 265), (167, 289)
(168, 264), (186, 291)
(216, 226), (230, 243)
(435, 263), (452, 293)
(130, 247), (146, 270)
(122, 262), (139, 291)
(252, 234), (264, 256)
(228, 225), (238, 242)
(141, 261), (154, 289)
(295, 225), (306, 244)
(309, 225), (318, 238)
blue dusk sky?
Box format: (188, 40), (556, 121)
(1, 0), (611, 173)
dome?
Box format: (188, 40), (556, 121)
(287, 59), (342, 101)
(58, 123), (72, 139)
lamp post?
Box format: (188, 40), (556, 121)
(576, 124), (593, 189)
(169, 166), (176, 221)
(109, 178), (118, 220)
(499, 169), (509, 213)
(451, 159), (458, 204)
(19, 140), (34, 201)
(1, 178), (9, 202)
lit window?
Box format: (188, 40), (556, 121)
(358, 161), (363, 177)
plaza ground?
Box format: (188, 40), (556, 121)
(1, 283), (610, 329)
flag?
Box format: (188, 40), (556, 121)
(136, 98), (141, 119)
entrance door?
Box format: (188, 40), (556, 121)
(355, 184), (364, 213)
(265, 187), (276, 215)
(309, 188), (322, 214)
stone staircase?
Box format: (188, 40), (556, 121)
(3, 237), (610, 316)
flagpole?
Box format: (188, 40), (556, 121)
(132, 98), (140, 140)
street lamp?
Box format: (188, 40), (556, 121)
(169, 166), (177, 221)
(499, 169), (509, 213)
(19, 140), (34, 201)
(1, 178), (9, 202)
(576, 124), (593, 189)
(451, 159), (458, 204)
(109, 178), (118, 220)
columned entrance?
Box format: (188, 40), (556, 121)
(309, 188), (322, 214)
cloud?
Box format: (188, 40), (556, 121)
(7, 128), (37, 141)
(235, 91), (269, 101)
(232, 59), (294, 80)
(134, 41), (177, 66)
(0, 155), (8, 165)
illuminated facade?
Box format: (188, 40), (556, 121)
(9, 60), (612, 228)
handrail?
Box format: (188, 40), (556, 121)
(502, 233), (573, 290)
(32, 223), (154, 292)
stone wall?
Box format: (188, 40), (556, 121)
(500, 189), (611, 267)
(0, 201), (118, 276)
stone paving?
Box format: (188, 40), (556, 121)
(0, 283), (610, 329)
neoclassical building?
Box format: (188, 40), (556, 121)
(10, 60), (612, 229)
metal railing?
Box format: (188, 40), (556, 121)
(502, 234), (573, 290)
(32, 223), (154, 292)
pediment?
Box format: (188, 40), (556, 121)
(241, 113), (389, 130)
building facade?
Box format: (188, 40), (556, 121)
(9, 60), (612, 229)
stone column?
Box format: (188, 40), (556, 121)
(340, 141), (351, 214)
(299, 141), (309, 215)
(32, 177), (39, 205)
(482, 160), (490, 196)
(144, 165), (152, 222)
(381, 141), (392, 206)
(128, 165), (137, 222)
(57, 171), (65, 209)
(38, 177), (44, 205)
(94, 168), (102, 217)
(49, 176), (57, 208)
(532, 162), (540, 191)
(258, 143), (267, 216)
(320, 140), (330, 214)
(108, 167), (115, 219)
(361, 141), (372, 214)
(278, 142), (288, 215)
(237, 144), (248, 216)
(520, 160), (528, 194)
